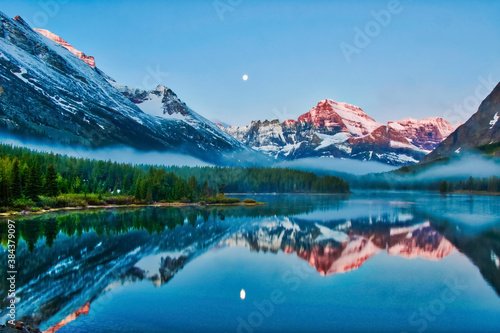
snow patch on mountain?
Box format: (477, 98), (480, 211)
(326, 100), (382, 136)
(389, 139), (414, 150)
(376, 152), (419, 164)
(490, 112), (499, 129)
(491, 251), (499, 269)
(281, 141), (305, 157)
(315, 133), (349, 150)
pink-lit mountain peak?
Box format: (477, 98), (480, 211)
(387, 117), (458, 151)
(390, 117), (456, 133)
(34, 28), (96, 68)
(292, 98), (383, 137)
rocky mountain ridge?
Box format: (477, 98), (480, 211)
(222, 99), (457, 166)
(33, 27), (96, 68)
(0, 13), (254, 165)
(422, 82), (500, 162)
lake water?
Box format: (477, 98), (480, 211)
(1, 191), (499, 333)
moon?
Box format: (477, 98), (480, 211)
(240, 289), (246, 300)
(242, 74), (248, 81)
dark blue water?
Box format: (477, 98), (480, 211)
(1, 191), (499, 332)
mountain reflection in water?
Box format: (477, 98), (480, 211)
(0, 193), (498, 333)
(223, 221), (455, 276)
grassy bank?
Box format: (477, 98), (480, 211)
(0, 193), (264, 218)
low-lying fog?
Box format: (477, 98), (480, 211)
(2, 135), (499, 182)
(274, 157), (398, 176)
(413, 153), (500, 180)
(0, 135), (213, 167)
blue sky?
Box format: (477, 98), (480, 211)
(5, 0), (500, 126)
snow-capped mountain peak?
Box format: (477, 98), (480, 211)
(0, 12), (255, 165)
(222, 98), (457, 166)
(292, 99), (383, 137)
(104, 80), (248, 151)
(109, 81), (188, 119)
(33, 28), (96, 68)
(387, 117), (457, 151)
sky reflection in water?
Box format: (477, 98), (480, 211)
(0, 192), (499, 333)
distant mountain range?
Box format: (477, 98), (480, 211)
(0, 13), (255, 165)
(220, 99), (457, 166)
(1, 11), (498, 168)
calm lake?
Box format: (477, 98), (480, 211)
(1, 191), (500, 333)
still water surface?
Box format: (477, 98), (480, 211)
(1, 191), (499, 332)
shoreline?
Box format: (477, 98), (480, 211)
(450, 190), (500, 196)
(0, 201), (265, 219)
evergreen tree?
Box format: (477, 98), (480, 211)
(43, 218), (59, 247)
(0, 165), (9, 205)
(0, 143), (351, 211)
(439, 181), (448, 193)
(187, 176), (198, 201)
(202, 180), (211, 198)
(73, 176), (82, 194)
(20, 163), (29, 197)
(10, 159), (22, 200)
(45, 164), (59, 197)
(174, 178), (187, 200)
(26, 163), (43, 200)
(488, 176), (499, 192)
(465, 177), (474, 191)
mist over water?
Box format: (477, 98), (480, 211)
(274, 157), (398, 175)
(0, 133), (397, 174)
(414, 153), (500, 180)
(2, 134), (499, 183)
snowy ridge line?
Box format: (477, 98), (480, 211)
(221, 98), (457, 166)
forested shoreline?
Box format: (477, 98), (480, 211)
(438, 176), (500, 194)
(352, 172), (500, 194)
(0, 144), (350, 212)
